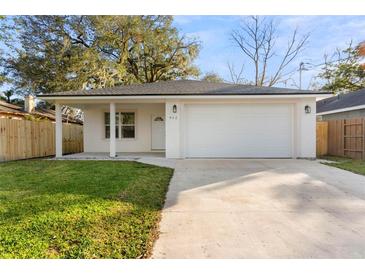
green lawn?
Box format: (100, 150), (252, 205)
(0, 160), (173, 259)
(320, 156), (365, 176)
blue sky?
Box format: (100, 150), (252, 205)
(173, 15), (365, 89)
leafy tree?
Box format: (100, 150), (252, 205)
(3, 16), (200, 95)
(0, 16), (8, 86)
(2, 89), (14, 103)
(230, 16), (309, 87)
(359, 41), (365, 56)
(9, 97), (24, 107)
(201, 71), (224, 83)
(318, 43), (365, 93)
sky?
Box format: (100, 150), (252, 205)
(1, 16), (365, 95)
(173, 15), (365, 89)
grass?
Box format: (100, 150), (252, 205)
(0, 160), (173, 259)
(320, 156), (365, 176)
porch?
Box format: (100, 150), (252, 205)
(53, 101), (173, 158)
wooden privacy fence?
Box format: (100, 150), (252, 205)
(316, 121), (328, 156)
(0, 118), (83, 161)
(316, 118), (365, 160)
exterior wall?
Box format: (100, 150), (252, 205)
(167, 98), (317, 159)
(318, 109), (365, 121)
(165, 101), (182, 158)
(82, 98), (317, 159)
(294, 98), (316, 158)
(83, 103), (165, 153)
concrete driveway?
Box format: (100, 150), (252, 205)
(152, 159), (365, 258)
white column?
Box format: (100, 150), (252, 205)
(55, 103), (63, 158)
(109, 102), (116, 157)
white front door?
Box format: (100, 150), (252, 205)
(151, 115), (165, 150)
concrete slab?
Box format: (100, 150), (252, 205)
(152, 159), (365, 258)
(59, 152), (165, 160)
(50, 152), (176, 168)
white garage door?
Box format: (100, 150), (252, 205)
(185, 104), (293, 158)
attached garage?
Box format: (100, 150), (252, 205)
(184, 104), (293, 158)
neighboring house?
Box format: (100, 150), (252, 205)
(317, 88), (365, 121)
(38, 80), (330, 159)
(0, 96), (82, 124)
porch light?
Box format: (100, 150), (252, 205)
(305, 105), (311, 114)
(172, 104), (177, 113)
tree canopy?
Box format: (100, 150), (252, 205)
(201, 71), (224, 83)
(318, 43), (365, 93)
(0, 16), (7, 87)
(3, 16), (200, 95)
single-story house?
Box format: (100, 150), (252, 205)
(317, 88), (365, 121)
(0, 96), (83, 124)
(38, 80), (330, 159)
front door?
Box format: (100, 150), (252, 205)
(151, 115), (165, 150)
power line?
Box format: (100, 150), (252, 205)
(297, 56), (360, 89)
(299, 55), (361, 71)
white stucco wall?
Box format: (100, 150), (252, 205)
(83, 103), (165, 153)
(165, 98), (317, 159)
(81, 98), (317, 158)
(294, 98), (317, 158)
(165, 101), (182, 158)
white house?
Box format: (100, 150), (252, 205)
(38, 80), (331, 159)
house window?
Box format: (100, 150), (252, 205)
(121, 112), (135, 138)
(105, 112), (135, 139)
(104, 112), (119, 139)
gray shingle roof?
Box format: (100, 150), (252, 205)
(317, 88), (365, 113)
(40, 80), (330, 97)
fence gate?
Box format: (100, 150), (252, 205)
(343, 118), (365, 160)
(316, 121), (328, 156)
(325, 118), (365, 160)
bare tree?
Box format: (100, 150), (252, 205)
(227, 62), (247, 84)
(230, 16), (310, 87)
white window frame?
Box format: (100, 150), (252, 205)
(120, 111), (136, 139)
(104, 111), (136, 140)
(104, 112), (119, 139)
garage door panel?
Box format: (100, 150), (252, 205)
(185, 104), (292, 158)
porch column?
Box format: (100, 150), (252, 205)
(55, 103), (63, 158)
(109, 102), (116, 157)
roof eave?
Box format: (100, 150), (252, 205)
(317, 104), (365, 115)
(38, 93), (332, 101)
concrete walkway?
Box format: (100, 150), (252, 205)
(152, 159), (365, 258)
